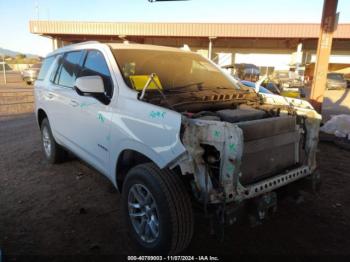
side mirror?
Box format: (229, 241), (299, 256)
(75, 75), (104, 94)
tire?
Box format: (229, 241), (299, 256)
(122, 163), (194, 255)
(40, 118), (67, 164)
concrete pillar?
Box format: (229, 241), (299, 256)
(57, 39), (63, 48)
(52, 38), (64, 51)
(208, 37), (216, 60)
(296, 42), (303, 66)
(52, 38), (58, 51)
(231, 52), (236, 65)
(310, 0), (338, 112)
(302, 51), (311, 65)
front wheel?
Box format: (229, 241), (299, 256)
(122, 163), (194, 255)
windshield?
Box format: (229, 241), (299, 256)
(112, 49), (240, 92)
(328, 73), (344, 80)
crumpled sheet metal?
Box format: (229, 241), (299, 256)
(180, 118), (243, 202)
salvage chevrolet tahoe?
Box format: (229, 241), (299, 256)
(35, 42), (321, 254)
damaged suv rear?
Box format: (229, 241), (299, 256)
(36, 42), (321, 255)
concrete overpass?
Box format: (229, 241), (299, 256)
(29, 20), (350, 67)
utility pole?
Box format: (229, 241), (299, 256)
(309, 0), (338, 112)
(35, 1), (39, 20)
(1, 55), (6, 85)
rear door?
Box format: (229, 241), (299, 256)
(47, 50), (85, 151)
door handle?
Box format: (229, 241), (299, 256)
(70, 100), (79, 107)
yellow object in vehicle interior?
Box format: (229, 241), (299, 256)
(129, 75), (163, 91)
(281, 89), (300, 98)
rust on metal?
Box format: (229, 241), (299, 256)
(310, 0), (339, 112)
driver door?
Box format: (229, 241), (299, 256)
(72, 50), (114, 174)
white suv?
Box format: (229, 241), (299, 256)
(35, 41), (322, 254)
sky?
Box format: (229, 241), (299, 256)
(0, 0), (349, 57)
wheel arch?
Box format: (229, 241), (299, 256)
(37, 108), (48, 128)
(115, 149), (154, 192)
(112, 138), (186, 192)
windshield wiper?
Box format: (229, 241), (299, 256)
(139, 73), (175, 110)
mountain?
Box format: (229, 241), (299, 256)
(0, 47), (40, 58)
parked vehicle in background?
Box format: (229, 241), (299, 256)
(22, 63), (42, 85)
(271, 70), (303, 88)
(240, 80), (273, 94)
(259, 79), (304, 99)
(270, 70), (305, 98)
(35, 42), (321, 254)
(327, 73), (347, 90)
(235, 63), (260, 82)
(345, 75), (350, 88)
(222, 63), (260, 82)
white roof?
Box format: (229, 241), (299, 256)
(48, 41), (189, 57)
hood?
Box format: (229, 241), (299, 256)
(259, 92), (314, 110)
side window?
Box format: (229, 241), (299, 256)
(55, 51), (83, 88)
(80, 50), (113, 97)
(49, 55), (62, 83)
(37, 56), (56, 80)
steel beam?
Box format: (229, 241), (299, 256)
(310, 0), (338, 112)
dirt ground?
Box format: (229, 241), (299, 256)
(1, 114), (350, 261)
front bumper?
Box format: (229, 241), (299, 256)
(238, 165), (311, 200)
(222, 168), (320, 227)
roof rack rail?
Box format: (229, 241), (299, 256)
(49, 41), (101, 56)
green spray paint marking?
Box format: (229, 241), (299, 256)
(106, 134), (111, 141)
(149, 111), (166, 119)
(98, 113), (105, 123)
(213, 130), (221, 138)
(228, 143), (236, 153)
(227, 162), (235, 174)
